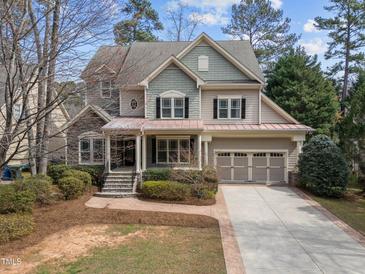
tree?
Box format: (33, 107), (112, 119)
(222, 0), (299, 66)
(165, 2), (203, 41)
(315, 0), (365, 107)
(114, 0), (163, 45)
(266, 48), (339, 135)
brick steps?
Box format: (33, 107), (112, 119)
(96, 172), (136, 198)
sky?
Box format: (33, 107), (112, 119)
(148, 0), (333, 68)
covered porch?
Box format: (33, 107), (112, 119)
(102, 118), (208, 174)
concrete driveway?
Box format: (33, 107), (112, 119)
(221, 185), (365, 274)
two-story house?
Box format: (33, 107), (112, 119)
(64, 33), (313, 196)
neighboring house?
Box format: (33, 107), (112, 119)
(0, 65), (70, 166)
(64, 33), (313, 196)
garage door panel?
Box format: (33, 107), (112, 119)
(270, 158), (284, 166)
(270, 168), (285, 182)
(216, 155), (231, 166)
(217, 166), (231, 181)
(252, 167), (267, 182)
(234, 157), (248, 167)
(234, 167), (249, 181)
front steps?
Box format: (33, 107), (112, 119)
(95, 172), (137, 198)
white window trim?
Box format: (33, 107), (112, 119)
(78, 135), (105, 165)
(13, 103), (22, 120)
(198, 55), (209, 72)
(218, 97), (242, 119)
(156, 137), (191, 164)
(99, 80), (113, 99)
(160, 97), (185, 119)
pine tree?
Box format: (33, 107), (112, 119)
(266, 48), (339, 135)
(315, 0), (365, 106)
(114, 0), (163, 45)
(222, 0), (299, 66)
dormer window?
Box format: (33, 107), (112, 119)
(161, 98), (184, 119)
(198, 55), (209, 71)
(100, 80), (114, 98)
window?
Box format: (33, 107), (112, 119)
(79, 137), (104, 164)
(198, 55), (209, 71)
(13, 104), (22, 120)
(100, 80), (114, 98)
(157, 138), (190, 164)
(218, 98), (241, 119)
(161, 98), (185, 119)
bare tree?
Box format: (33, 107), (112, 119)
(165, 2), (203, 41)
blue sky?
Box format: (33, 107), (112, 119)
(149, 0), (332, 67)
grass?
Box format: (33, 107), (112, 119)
(308, 179), (365, 236)
(34, 225), (226, 274)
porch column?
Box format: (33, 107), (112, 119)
(136, 135), (141, 173)
(142, 134), (147, 171)
(105, 134), (111, 173)
(297, 141), (304, 154)
(198, 135), (202, 170)
(204, 141), (209, 166)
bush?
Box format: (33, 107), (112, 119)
(15, 175), (54, 205)
(170, 169), (203, 184)
(63, 170), (92, 189)
(58, 177), (85, 200)
(73, 165), (104, 186)
(0, 185), (36, 213)
(0, 214), (34, 244)
(299, 135), (349, 197)
(191, 183), (216, 200)
(142, 181), (190, 201)
(143, 168), (171, 181)
(202, 166), (218, 184)
(48, 164), (71, 183)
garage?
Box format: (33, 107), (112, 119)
(215, 151), (287, 183)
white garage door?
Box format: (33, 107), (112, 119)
(216, 152), (286, 183)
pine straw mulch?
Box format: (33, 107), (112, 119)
(0, 190), (218, 256)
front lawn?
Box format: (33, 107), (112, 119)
(308, 180), (365, 236)
(34, 225), (226, 274)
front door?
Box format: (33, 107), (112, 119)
(111, 138), (135, 170)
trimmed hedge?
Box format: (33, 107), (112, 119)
(73, 165), (104, 186)
(299, 135), (349, 197)
(0, 185), (35, 213)
(58, 177), (85, 200)
(48, 164), (71, 183)
(0, 214), (34, 244)
(143, 168), (171, 181)
(15, 174), (54, 205)
(142, 181), (190, 201)
(63, 170), (92, 189)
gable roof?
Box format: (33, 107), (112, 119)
(139, 56), (204, 88)
(261, 93), (299, 124)
(83, 34), (265, 86)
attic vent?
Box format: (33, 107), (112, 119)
(198, 55), (209, 72)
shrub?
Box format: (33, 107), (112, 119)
(143, 168), (171, 181)
(48, 164), (71, 183)
(202, 166), (218, 184)
(15, 175), (54, 205)
(0, 185), (35, 213)
(73, 165), (104, 186)
(299, 135), (349, 197)
(142, 181), (190, 201)
(0, 214), (34, 244)
(63, 170), (92, 189)
(191, 183), (216, 200)
(169, 169), (203, 184)
(58, 177), (84, 200)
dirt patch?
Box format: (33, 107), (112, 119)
(0, 191), (218, 256)
(138, 196), (216, 206)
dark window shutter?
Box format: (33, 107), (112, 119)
(156, 97), (160, 119)
(185, 97), (189, 118)
(241, 98), (246, 119)
(190, 138), (195, 153)
(151, 137), (156, 164)
(213, 98), (218, 119)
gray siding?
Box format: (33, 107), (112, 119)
(261, 101), (289, 123)
(85, 81), (119, 116)
(120, 89), (144, 117)
(66, 109), (106, 165)
(201, 90), (259, 124)
(181, 42), (249, 81)
(209, 137), (298, 171)
(146, 65), (200, 119)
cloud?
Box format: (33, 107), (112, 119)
(299, 38), (327, 55)
(271, 0), (283, 9)
(303, 19), (319, 33)
(190, 11), (228, 25)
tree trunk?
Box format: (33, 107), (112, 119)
(39, 0), (61, 174)
(342, 4), (351, 112)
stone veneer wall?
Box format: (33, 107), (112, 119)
(66, 109), (107, 165)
